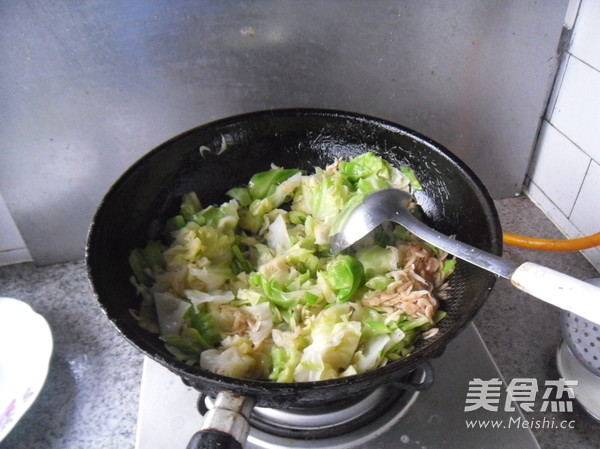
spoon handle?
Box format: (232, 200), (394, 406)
(510, 263), (600, 325)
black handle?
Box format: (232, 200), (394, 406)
(186, 429), (243, 449)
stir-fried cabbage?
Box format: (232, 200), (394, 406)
(129, 152), (454, 381)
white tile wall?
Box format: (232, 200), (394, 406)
(570, 160), (600, 236)
(528, 122), (589, 215)
(526, 0), (600, 272)
(570, 0), (600, 72)
(550, 56), (600, 160)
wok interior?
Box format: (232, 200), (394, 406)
(87, 109), (502, 403)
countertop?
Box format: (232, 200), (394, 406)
(0, 195), (598, 449)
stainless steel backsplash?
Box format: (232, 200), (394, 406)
(0, 0), (569, 264)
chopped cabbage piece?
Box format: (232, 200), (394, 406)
(242, 302), (273, 347)
(154, 292), (189, 335)
(321, 255), (365, 303)
(294, 304), (362, 381)
(200, 335), (258, 378)
(355, 246), (399, 277)
(248, 168), (301, 200)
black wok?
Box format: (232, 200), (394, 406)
(86, 109), (503, 448)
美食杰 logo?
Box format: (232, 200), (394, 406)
(463, 378), (578, 430)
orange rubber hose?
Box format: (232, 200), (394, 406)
(503, 232), (600, 251)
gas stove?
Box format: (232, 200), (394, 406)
(135, 323), (540, 449)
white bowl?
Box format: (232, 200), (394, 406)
(0, 297), (53, 442)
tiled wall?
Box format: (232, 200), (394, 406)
(526, 0), (600, 272)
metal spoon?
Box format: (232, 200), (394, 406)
(329, 188), (600, 325)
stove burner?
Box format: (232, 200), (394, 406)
(199, 364), (431, 442)
(249, 384), (405, 439)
